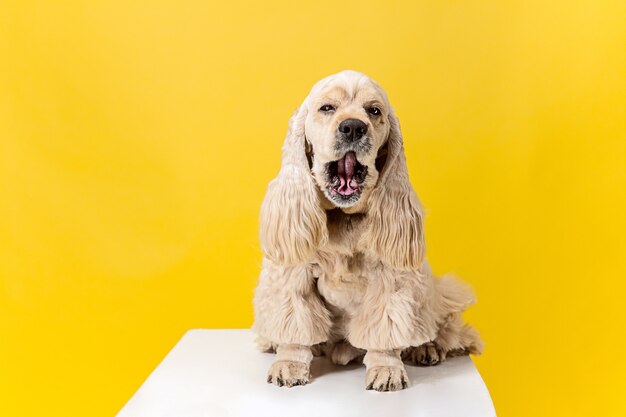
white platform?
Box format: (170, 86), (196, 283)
(118, 329), (496, 417)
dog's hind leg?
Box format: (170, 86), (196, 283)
(402, 313), (483, 366)
(254, 334), (277, 353)
(433, 312), (483, 357)
(403, 274), (484, 366)
(402, 342), (442, 366)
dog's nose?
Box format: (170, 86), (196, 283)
(338, 119), (368, 142)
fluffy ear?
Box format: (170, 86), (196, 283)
(360, 108), (425, 270)
(259, 105), (328, 265)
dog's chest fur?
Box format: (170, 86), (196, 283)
(311, 209), (374, 317)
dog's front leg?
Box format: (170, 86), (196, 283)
(253, 261), (333, 387)
(363, 349), (409, 392)
(266, 344), (313, 387)
(347, 266), (438, 391)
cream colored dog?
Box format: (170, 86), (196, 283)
(253, 70), (483, 392)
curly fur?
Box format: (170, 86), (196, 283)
(253, 70), (483, 391)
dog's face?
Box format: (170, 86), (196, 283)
(304, 71), (391, 209)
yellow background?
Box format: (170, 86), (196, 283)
(1, 1), (625, 416)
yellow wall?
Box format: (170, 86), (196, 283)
(1, 1), (625, 416)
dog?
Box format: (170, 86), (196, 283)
(252, 70), (483, 392)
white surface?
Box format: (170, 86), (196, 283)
(118, 329), (496, 417)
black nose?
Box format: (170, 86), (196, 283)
(338, 119), (368, 142)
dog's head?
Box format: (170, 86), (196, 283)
(260, 70), (424, 270)
(304, 71), (390, 208)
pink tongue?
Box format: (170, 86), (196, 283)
(336, 152), (358, 196)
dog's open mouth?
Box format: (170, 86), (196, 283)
(325, 151), (368, 203)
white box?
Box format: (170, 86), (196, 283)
(118, 329), (496, 417)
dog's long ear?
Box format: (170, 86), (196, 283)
(259, 104), (328, 265)
(360, 108), (425, 270)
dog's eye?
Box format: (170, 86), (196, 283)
(319, 104), (336, 113)
(367, 107), (381, 116)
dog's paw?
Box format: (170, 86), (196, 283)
(365, 366), (409, 392)
(266, 360), (310, 388)
(406, 342), (444, 366)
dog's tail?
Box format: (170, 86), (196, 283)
(434, 274), (476, 315)
(432, 274), (484, 355)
